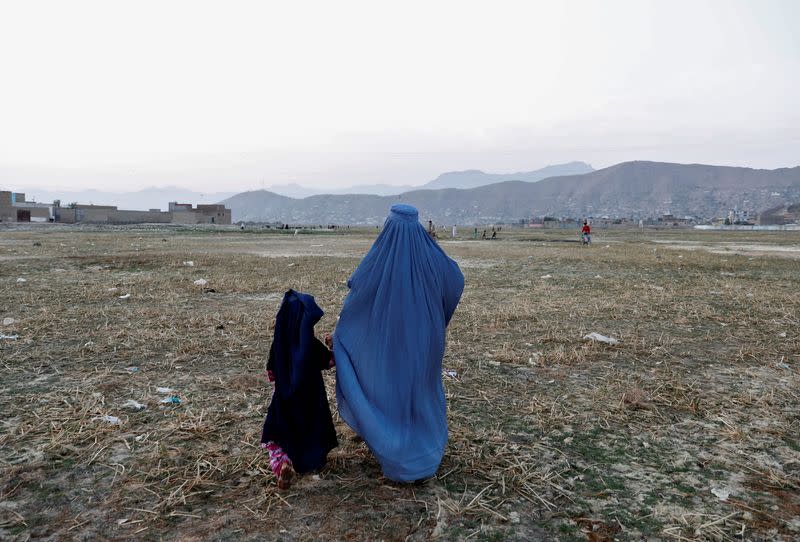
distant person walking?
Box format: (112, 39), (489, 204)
(581, 220), (591, 245)
(451, 225), (457, 238)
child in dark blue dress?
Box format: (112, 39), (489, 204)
(261, 290), (337, 489)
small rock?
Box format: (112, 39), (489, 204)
(508, 511), (520, 524)
(2, 317), (14, 326)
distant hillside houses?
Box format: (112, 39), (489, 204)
(0, 190), (231, 225)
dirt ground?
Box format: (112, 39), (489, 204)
(1, 224), (798, 541)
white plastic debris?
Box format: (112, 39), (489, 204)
(711, 487), (731, 501)
(583, 332), (620, 345)
(444, 370), (458, 379)
(183, 261), (195, 267)
(540, 274), (552, 279)
(193, 278), (208, 286)
(108, 287), (119, 293)
(123, 400), (146, 411)
(16, 277), (27, 283)
(95, 415), (123, 425)
(1, 333), (19, 340)
(778, 332), (787, 338)
(2, 317), (14, 326)
(156, 387), (173, 393)
(118, 293), (131, 300)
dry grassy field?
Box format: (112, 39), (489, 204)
(1, 224), (798, 541)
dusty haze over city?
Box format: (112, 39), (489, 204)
(1, 0), (798, 196)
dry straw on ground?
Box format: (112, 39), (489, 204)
(1, 224), (798, 541)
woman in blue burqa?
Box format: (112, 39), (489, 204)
(333, 204), (464, 482)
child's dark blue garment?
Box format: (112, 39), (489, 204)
(261, 290), (338, 473)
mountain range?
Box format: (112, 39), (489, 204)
(3, 161), (593, 208)
(261, 161), (593, 198)
(221, 161), (800, 224)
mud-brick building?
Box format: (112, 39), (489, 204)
(53, 203), (172, 224)
(52, 201), (232, 224)
(0, 191), (52, 222)
(169, 202), (231, 224)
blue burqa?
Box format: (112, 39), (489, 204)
(334, 204), (464, 482)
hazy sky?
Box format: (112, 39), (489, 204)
(1, 0), (798, 192)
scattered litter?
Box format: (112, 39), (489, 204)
(721, 272), (735, 276)
(156, 387), (173, 393)
(1, 333), (19, 340)
(52, 268), (67, 273)
(118, 293), (131, 300)
(95, 415), (123, 425)
(310, 244), (324, 247)
(108, 287), (119, 293)
(160, 395), (181, 404)
(183, 261), (194, 267)
(16, 277), (27, 283)
(126, 366), (140, 373)
(287, 263), (296, 268)
(583, 332), (620, 345)
(711, 487), (731, 501)
(604, 245), (610, 248)
(117, 518), (130, 526)
(776, 362), (790, 370)
(444, 370), (458, 379)
(540, 274), (552, 279)
(3, 317), (14, 326)
(122, 400), (146, 411)
(778, 332), (787, 338)
(134, 434), (149, 443)
(193, 278), (208, 286)
(594, 275), (602, 279)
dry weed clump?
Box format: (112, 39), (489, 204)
(0, 225), (798, 540)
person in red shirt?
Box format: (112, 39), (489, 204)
(581, 220), (591, 245)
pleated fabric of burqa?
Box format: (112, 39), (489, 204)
(334, 204), (464, 482)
